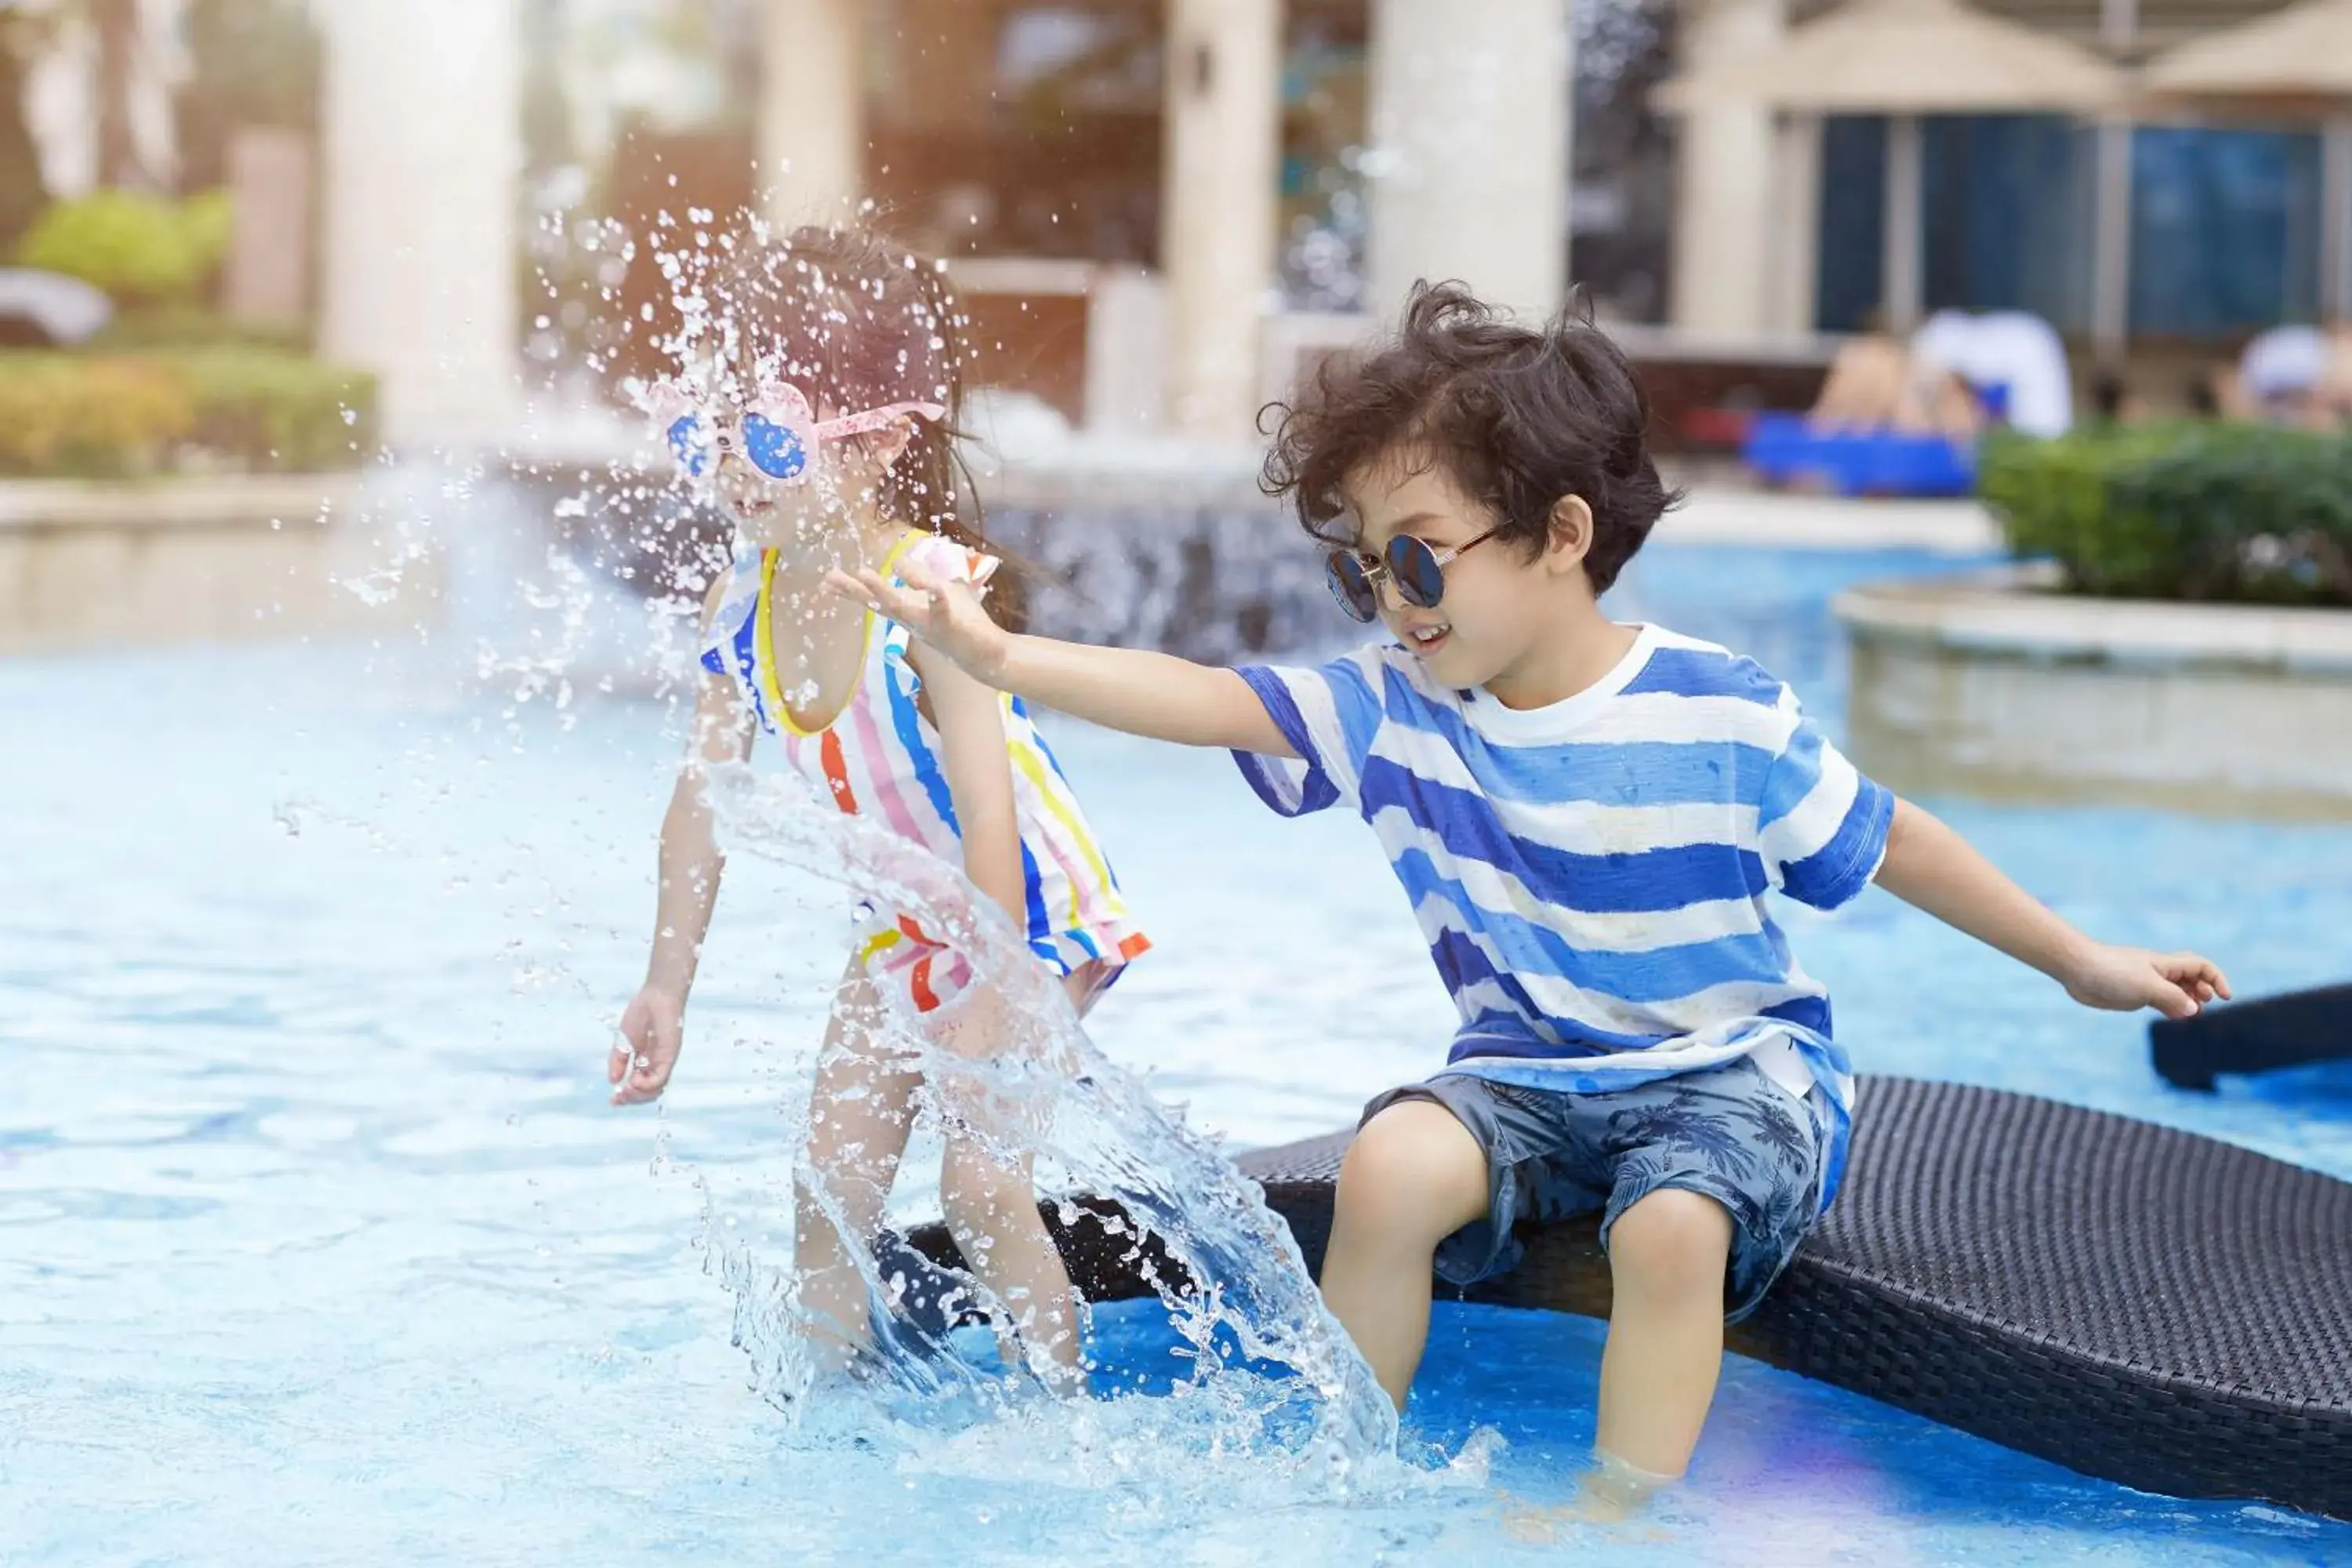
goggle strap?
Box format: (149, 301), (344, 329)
(813, 401), (947, 441)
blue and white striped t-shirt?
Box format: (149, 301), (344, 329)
(1231, 624), (1895, 1211)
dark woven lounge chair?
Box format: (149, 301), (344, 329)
(2151, 982), (2352, 1091)
(901, 1076), (2352, 1519)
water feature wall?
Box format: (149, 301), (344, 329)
(985, 492), (1334, 665)
(485, 455), (1343, 684)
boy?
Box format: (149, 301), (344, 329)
(833, 284), (2227, 1501)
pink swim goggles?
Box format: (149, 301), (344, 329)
(647, 378), (945, 485)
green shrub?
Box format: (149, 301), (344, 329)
(94, 305), (310, 354)
(0, 347), (376, 477)
(1980, 423), (2352, 607)
(0, 356), (197, 477)
(173, 348), (376, 473)
(15, 188), (234, 307)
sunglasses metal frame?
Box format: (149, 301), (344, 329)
(1325, 527), (1498, 622)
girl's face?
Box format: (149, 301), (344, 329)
(703, 395), (912, 553)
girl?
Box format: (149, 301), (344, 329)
(605, 225), (1149, 1390)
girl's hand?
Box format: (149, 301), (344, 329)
(610, 986), (685, 1105)
(2060, 943), (2231, 1020)
(826, 562), (1011, 687)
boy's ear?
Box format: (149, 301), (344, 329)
(1545, 494), (1596, 576)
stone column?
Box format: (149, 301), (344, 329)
(1364, 0), (1571, 325)
(757, 0), (863, 228)
(223, 127), (311, 331)
(1768, 111), (1823, 336)
(2090, 117), (2134, 362)
(1883, 112), (1925, 332)
(2323, 113), (2352, 323)
(2090, 0), (2138, 363)
(318, 0), (521, 451)
(1669, 0), (1788, 339)
(1161, 0), (1283, 441)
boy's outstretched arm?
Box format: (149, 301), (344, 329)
(829, 562), (1298, 758)
(1875, 798), (2230, 1020)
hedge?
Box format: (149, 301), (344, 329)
(15, 190), (234, 308)
(1980, 423), (2352, 608)
(0, 347), (377, 478)
(94, 306), (311, 355)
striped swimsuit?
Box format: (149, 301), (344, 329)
(702, 531), (1148, 1015)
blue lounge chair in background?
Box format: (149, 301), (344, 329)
(1740, 409), (1983, 498)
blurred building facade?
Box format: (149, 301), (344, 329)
(27, 0), (2340, 446)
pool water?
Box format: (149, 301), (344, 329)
(6, 542), (2351, 1565)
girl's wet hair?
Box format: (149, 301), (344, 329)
(700, 223), (1024, 628)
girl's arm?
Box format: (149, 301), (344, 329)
(1874, 797), (2230, 1019)
(912, 644), (1029, 935)
(611, 597), (753, 1105)
(831, 564), (1295, 758)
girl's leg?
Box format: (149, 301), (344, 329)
(796, 958), (924, 1370)
(1316, 1099), (1491, 1409)
(931, 967), (1096, 1391)
(1592, 1187), (1734, 1480)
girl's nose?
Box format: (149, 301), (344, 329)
(711, 448), (760, 502)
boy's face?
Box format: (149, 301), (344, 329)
(1338, 453), (1584, 692)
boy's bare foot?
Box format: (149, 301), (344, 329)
(1573, 1449), (1678, 1522)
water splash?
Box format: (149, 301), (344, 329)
(390, 201), (1443, 1518)
(691, 759), (1406, 1499)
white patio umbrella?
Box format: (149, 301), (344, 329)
(1654, 0), (2127, 336)
(2144, 0), (2352, 320)
(0, 270), (114, 347)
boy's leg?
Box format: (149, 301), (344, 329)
(796, 960), (924, 1367)
(1595, 1186), (1735, 1479)
(1319, 1098), (1492, 1410)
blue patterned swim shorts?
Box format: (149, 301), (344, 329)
(1362, 1054), (1831, 1320)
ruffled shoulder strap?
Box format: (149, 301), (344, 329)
(699, 551), (764, 678)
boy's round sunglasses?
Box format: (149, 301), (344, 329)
(1325, 529), (1496, 622)
(646, 379), (944, 486)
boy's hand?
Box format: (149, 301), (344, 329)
(610, 985), (684, 1105)
(826, 563), (1011, 687)
(2060, 943), (2231, 1020)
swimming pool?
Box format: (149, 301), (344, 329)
(5, 542), (2350, 1564)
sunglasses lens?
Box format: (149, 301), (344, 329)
(666, 415), (710, 478)
(742, 414), (808, 481)
(1388, 536), (1446, 608)
(1325, 553), (1377, 622)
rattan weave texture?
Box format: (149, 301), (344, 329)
(902, 1076), (2350, 1515)
(1231, 1077), (2352, 1517)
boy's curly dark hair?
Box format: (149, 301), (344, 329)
(1260, 282), (1679, 593)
